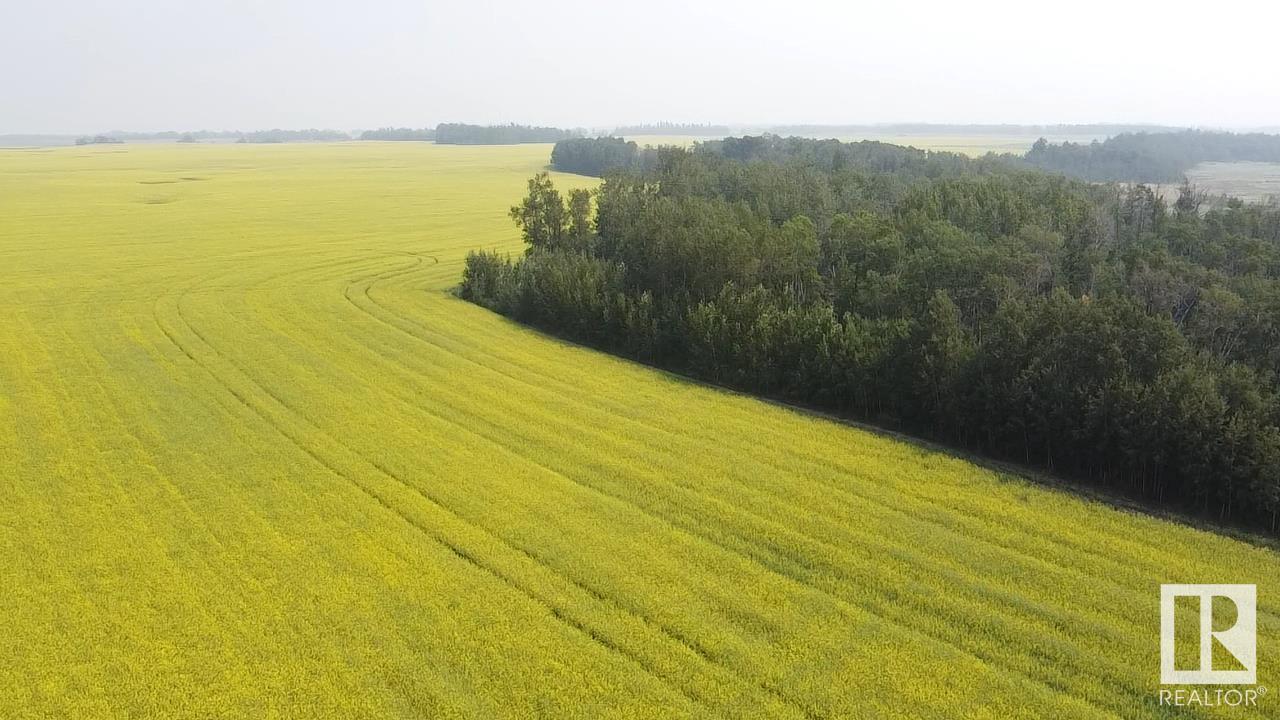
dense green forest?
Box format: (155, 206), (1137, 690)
(1023, 130), (1280, 182)
(359, 127), (435, 141)
(466, 135), (1280, 533)
(434, 123), (579, 144)
(549, 137), (644, 175)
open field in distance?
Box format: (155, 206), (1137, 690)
(1, 143), (1278, 718)
(1187, 161), (1280, 204)
(1130, 162), (1280, 206)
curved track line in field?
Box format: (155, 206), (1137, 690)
(145, 258), (787, 719)
(52, 308), (251, 613)
(219, 252), (1044, 717)
(227, 252), (820, 719)
(152, 317), (717, 717)
(171, 250), (912, 719)
(33, 312), (240, 635)
(333, 260), (1123, 719)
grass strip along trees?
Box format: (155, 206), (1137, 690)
(463, 136), (1280, 533)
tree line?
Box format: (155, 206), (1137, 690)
(236, 129), (351, 143)
(434, 123), (581, 145)
(360, 127), (435, 141)
(75, 135), (124, 145)
(465, 136), (1280, 534)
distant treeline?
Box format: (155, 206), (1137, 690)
(434, 123), (581, 145)
(1023, 130), (1280, 182)
(467, 135), (1280, 533)
(360, 127), (436, 141)
(236, 129), (351, 143)
(75, 135), (124, 145)
(100, 130), (241, 142)
(613, 123), (731, 136)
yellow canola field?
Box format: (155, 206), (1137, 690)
(0, 142), (1275, 719)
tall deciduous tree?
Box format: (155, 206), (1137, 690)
(509, 172), (566, 251)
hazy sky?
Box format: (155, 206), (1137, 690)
(4, 0), (1278, 134)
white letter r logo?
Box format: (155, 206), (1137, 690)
(1161, 584), (1256, 685)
